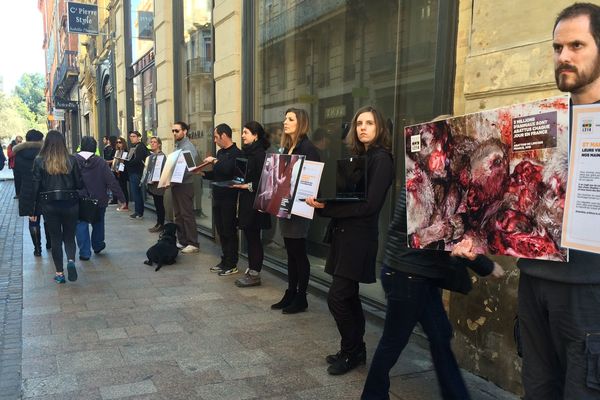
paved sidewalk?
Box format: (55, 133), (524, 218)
(2, 179), (518, 399)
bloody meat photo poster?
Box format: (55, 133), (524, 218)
(404, 95), (570, 261)
(254, 153), (305, 219)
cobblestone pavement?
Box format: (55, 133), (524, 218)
(0, 175), (518, 399)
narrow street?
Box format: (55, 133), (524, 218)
(0, 177), (517, 399)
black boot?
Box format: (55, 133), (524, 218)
(327, 348), (367, 375)
(326, 343), (366, 364)
(29, 226), (42, 257)
(282, 292), (308, 314)
(271, 289), (296, 310)
(43, 222), (51, 249)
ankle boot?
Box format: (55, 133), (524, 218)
(271, 289), (296, 310)
(29, 226), (42, 256)
(282, 292), (308, 314)
(44, 222), (51, 249)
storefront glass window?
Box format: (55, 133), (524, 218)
(180, 0), (215, 231)
(252, 0), (453, 306)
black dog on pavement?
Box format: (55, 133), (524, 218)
(144, 223), (179, 271)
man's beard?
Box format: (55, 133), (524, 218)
(555, 55), (600, 93)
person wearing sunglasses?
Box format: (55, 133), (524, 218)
(124, 130), (149, 220)
(171, 121), (200, 254)
(112, 138), (129, 211)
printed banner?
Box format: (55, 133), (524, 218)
(404, 95), (570, 261)
(254, 153), (305, 219)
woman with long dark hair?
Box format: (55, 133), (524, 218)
(112, 137), (129, 211)
(232, 121), (272, 287)
(270, 108), (320, 313)
(306, 106), (394, 375)
(28, 130), (83, 283)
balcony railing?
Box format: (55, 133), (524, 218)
(187, 57), (213, 76)
(53, 50), (79, 95)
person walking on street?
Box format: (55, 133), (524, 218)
(25, 130), (83, 283)
(75, 136), (126, 261)
(171, 121), (200, 254)
(8, 135), (23, 198)
(359, 176), (505, 399)
(232, 121), (272, 287)
(14, 130), (49, 256)
(125, 130), (149, 219)
(202, 123), (243, 275)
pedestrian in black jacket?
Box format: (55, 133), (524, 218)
(271, 108), (321, 314)
(359, 165), (505, 400)
(14, 129), (49, 256)
(75, 136), (126, 260)
(231, 121), (272, 287)
(27, 130), (83, 283)
(306, 106), (394, 375)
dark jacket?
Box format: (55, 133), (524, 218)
(203, 143), (243, 202)
(75, 153), (125, 208)
(103, 144), (115, 161)
(26, 155), (83, 216)
(318, 146), (393, 283)
(279, 136), (321, 238)
(384, 187), (494, 294)
(13, 141), (43, 216)
(125, 142), (149, 176)
(238, 141), (271, 230)
(0, 147), (5, 170)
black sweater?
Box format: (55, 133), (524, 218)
(203, 143), (243, 202)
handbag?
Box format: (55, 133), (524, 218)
(79, 197), (100, 223)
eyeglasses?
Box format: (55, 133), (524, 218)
(172, 129), (180, 133)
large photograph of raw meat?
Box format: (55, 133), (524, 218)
(254, 153), (304, 219)
(404, 95), (570, 261)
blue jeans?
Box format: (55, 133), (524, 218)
(76, 207), (106, 258)
(129, 173), (143, 216)
(361, 266), (470, 400)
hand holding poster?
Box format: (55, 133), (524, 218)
(561, 104), (600, 254)
(405, 95), (570, 261)
(150, 154), (164, 183)
(254, 153), (305, 219)
(158, 150), (182, 188)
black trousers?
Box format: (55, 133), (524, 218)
(519, 273), (600, 400)
(115, 172), (129, 203)
(42, 202), (78, 273)
(284, 237), (310, 293)
(328, 274), (365, 354)
(243, 229), (263, 272)
(151, 194), (165, 225)
(14, 172), (21, 196)
(213, 200), (238, 268)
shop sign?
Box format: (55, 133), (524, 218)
(138, 11), (154, 40)
(67, 2), (99, 35)
(324, 105), (346, 120)
(55, 98), (78, 110)
(53, 109), (65, 121)
(132, 49), (155, 75)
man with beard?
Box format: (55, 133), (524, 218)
(517, 4), (600, 399)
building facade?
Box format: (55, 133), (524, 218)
(39, 0), (586, 394)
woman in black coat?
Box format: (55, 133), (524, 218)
(14, 129), (49, 256)
(232, 121), (272, 287)
(270, 108), (321, 314)
(306, 106), (394, 376)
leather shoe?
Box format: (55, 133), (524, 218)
(327, 350), (366, 375)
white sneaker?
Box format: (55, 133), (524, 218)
(181, 245), (199, 254)
(176, 242), (185, 250)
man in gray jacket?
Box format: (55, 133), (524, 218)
(171, 121), (200, 253)
(518, 4), (600, 399)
